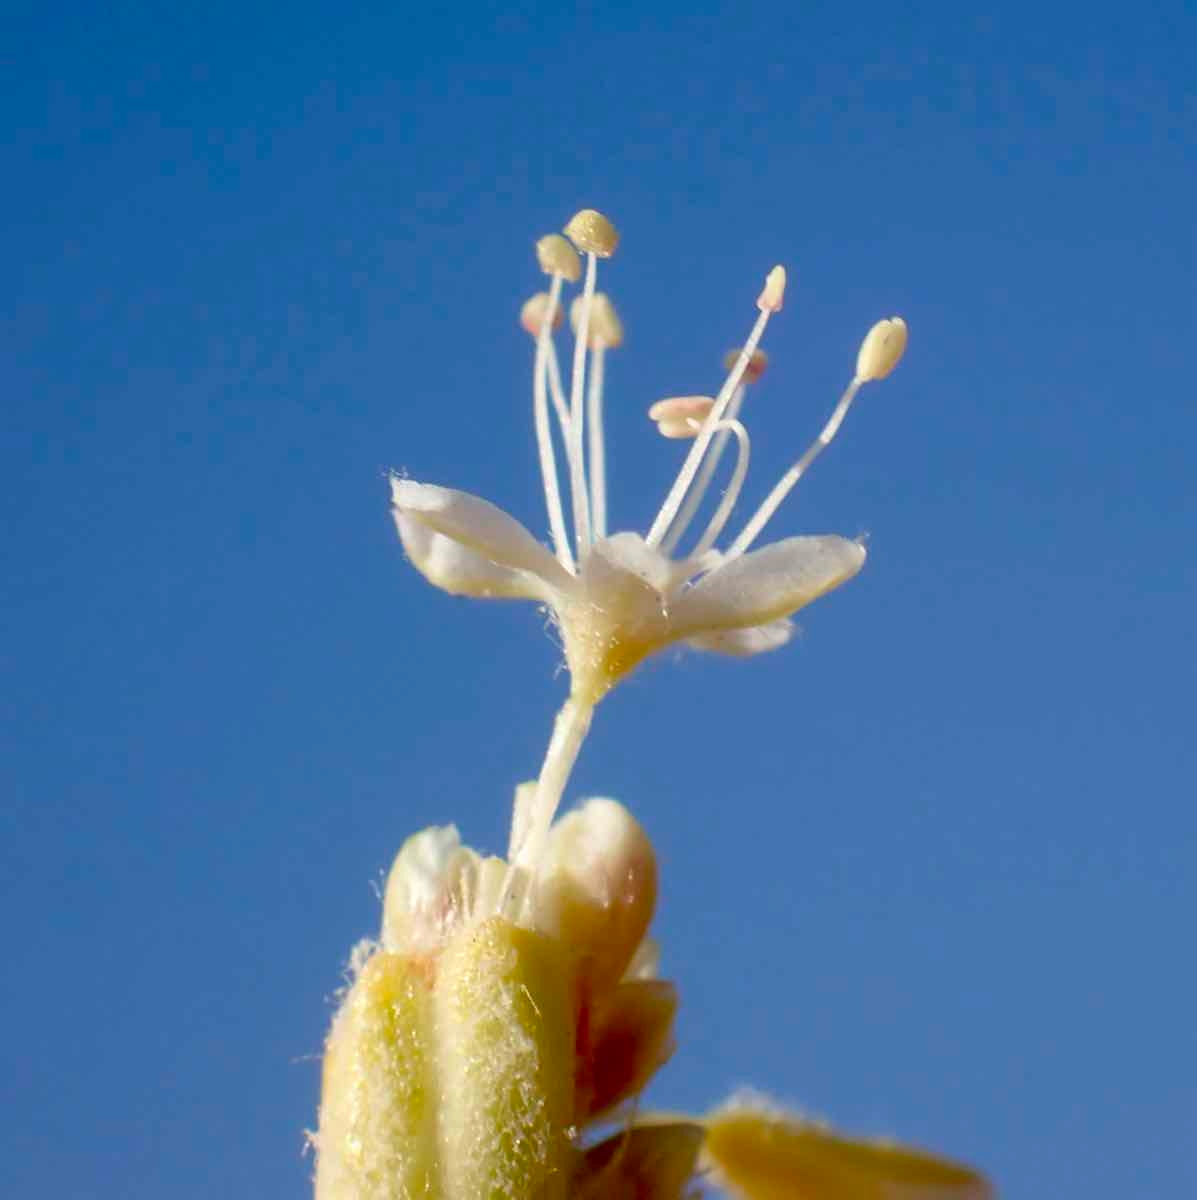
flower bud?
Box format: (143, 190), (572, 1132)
(536, 797), (657, 994)
(520, 292), (564, 336)
(855, 316), (908, 382)
(316, 919), (578, 1200)
(581, 979), (678, 1119)
(535, 233), (582, 282)
(564, 209), (620, 257)
(435, 918), (575, 1200)
(381, 826), (509, 954)
(315, 952), (437, 1200)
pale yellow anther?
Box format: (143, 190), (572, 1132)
(648, 396), (715, 439)
(757, 265), (787, 313)
(723, 347), (769, 383)
(520, 292), (564, 337)
(564, 209), (620, 257)
(535, 233), (582, 282)
(570, 292), (623, 348)
(855, 316), (908, 382)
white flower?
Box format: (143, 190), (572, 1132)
(391, 478), (864, 699)
(391, 210), (907, 891)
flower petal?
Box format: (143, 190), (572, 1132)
(670, 536), (866, 636)
(394, 511), (552, 601)
(685, 618), (795, 657)
(391, 477), (572, 589)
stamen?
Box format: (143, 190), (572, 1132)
(543, 329), (571, 439)
(856, 317), (908, 381)
(723, 346), (769, 383)
(573, 293), (623, 351)
(689, 418), (751, 560)
(566, 251), (597, 558)
(588, 345), (608, 540)
(536, 234), (582, 282)
(520, 293), (564, 336)
(573, 293), (623, 542)
(564, 209), (620, 258)
(532, 275), (575, 570)
(649, 396), (715, 439)
(659, 385), (744, 555)
(757, 265), (787, 313)
(644, 268), (783, 548)
(660, 351), (766, 553)
(534, 231), (580, 438)
(724, 316), (907, 561)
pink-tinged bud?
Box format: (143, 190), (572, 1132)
(580, 979), (678, 1119)
(757, 265), (786, 312)
(380, 825), (506, 954)
(520, 292), (564, 336)
(564, 208), (620, 257)
(537, 797), (658, 994)
(723, 346), (769, 383)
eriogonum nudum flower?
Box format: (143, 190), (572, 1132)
(392, 209), (908, 885)
(315, 210), (992, 1200)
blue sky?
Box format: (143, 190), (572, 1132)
(3, 1), (1194, 1196)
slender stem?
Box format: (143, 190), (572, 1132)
(502, 696), (594, 917)
(567, 254), (596, 558)
(725, 377), (862, 561)
(587, 344), (608, 540)
(533, 275), (575, 570)
(645, 307), (772, 548)
(661, 384), (746, 556)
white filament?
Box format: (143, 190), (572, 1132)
(587, 344), (608, 540)
(533, 274), (574, 570)
(660, 384), (746, 555)
(689, 418), (751, 560)
(725, 377), (863, 561)
(645, 306), (773, 548)
(566, 253), (597, 558)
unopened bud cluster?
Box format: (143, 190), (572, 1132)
(315, 798), (692, 1200)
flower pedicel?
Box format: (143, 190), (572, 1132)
(314, 210), (990, 1199)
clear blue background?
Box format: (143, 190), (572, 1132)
(4, 2), (1194, 1196)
